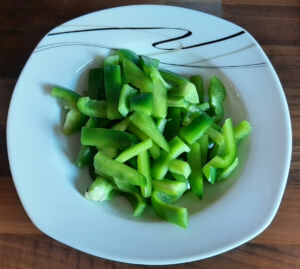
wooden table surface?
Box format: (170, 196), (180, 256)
(1, 0), (299, 268)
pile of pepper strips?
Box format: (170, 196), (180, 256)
(51, 49), (251, 228)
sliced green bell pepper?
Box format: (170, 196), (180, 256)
(122, 58), (153, 93)
(160, 69), (199, 104)
(77, 97), (107, 118)
(129, 112), (169, 152)
(180, 113), (213, 144)
(169, 159), (191, 179)
(203, 118), (236, 181)
(208, 76), (226, 122)
(138, 150), (152, 198)
(118, 84), (138, 117)
(104, 55), (122, 119)
(81, 127), (137, 149)
(164, 107), (181, 141)
(151, 191), (188, 228)
(84, 68), (105, 99)
(129, 93), (153, 115)
(51, 87), (87, 135)
(187, 142), (204, 199)
(94, 151), (146, 187)
(116, 49), (139, 65)
(85, 176), (116, 201)
(115, 139), (153, 163)
(128, 124), (161, 159)
(190, 75), (204, 103)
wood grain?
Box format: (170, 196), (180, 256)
(0, 0), (299, 268)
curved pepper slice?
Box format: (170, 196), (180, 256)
(51, 87), (87, 135)
(208, 76), (226, 122)
(151, 191), (188, 228)
(203, 118), (236, 181)
(77, 97), (107, 118)
(85, 176), (116, 202)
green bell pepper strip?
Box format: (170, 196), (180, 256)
(118, 84), (138, 117)
(187, 142), (204, 199)
(111, 118), (130, 131)
(234, 120), (252, 143)
(182, 103), (210, 126)
(217, 157), (239, 181)
(152, 179), (187, 200)
(51, 87), (87, 135)
(150, 71), (168, 118)
(203, 118), (236, 181)
(211, 122), (222, 131)
(164, 107), (181, 141)
(85, 176), (116, 202)
(77, 97), (107, 118)
(208, 75), (226, 122)
(160, 69), (199, 104)
(113, 179), (147, 217)
(170, 172), (190, 189)
(138, 57), (168, 118)
(104, 55), (123, 119)
(151, 191), (188, 228)
(129, 112), (169, 152)
(138, 150), (152, 198)
(206, 127), (224, 146)
(75, 117), (98, 167)
(140, 56), (171, 88)
(169, 159), (191, 179)
(124, 190), (147, 217)
(128, 124), (161, 159)
(152, 136), (190, 180)
(81, 127), (138, 149)
(122, 58), (153, 93)
(116, 49), (139, 65)
(115, 139), (153, 163)
(99, 147), (118, 159)
(198, 134), (208, 166)
(167, 95), (189, 108)
(84, 68), (105, 99)
(94, 151), (146, 187)
(190, 75), (204, 103)
(156, 118), (168, 133)
(180, 113), (213, 145)
(129, 93), (153, 115)
(140, 55), (159, 74)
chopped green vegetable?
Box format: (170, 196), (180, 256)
(115, 139), (153, 163)
(129, 112), (169, 152)
(130, 93), (153, 115)
(104, 55), (123, 119)
(94, 151), (146, 187)
(85, 176), (116, 201)
(118, 84), (138, 117)
(51, 87), (87, 135)
(52, 50), (251, 229)
(81, 127), (137, 149)
(77, 97), (107, 118)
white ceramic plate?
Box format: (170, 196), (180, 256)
(7, 5), (292, 265)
